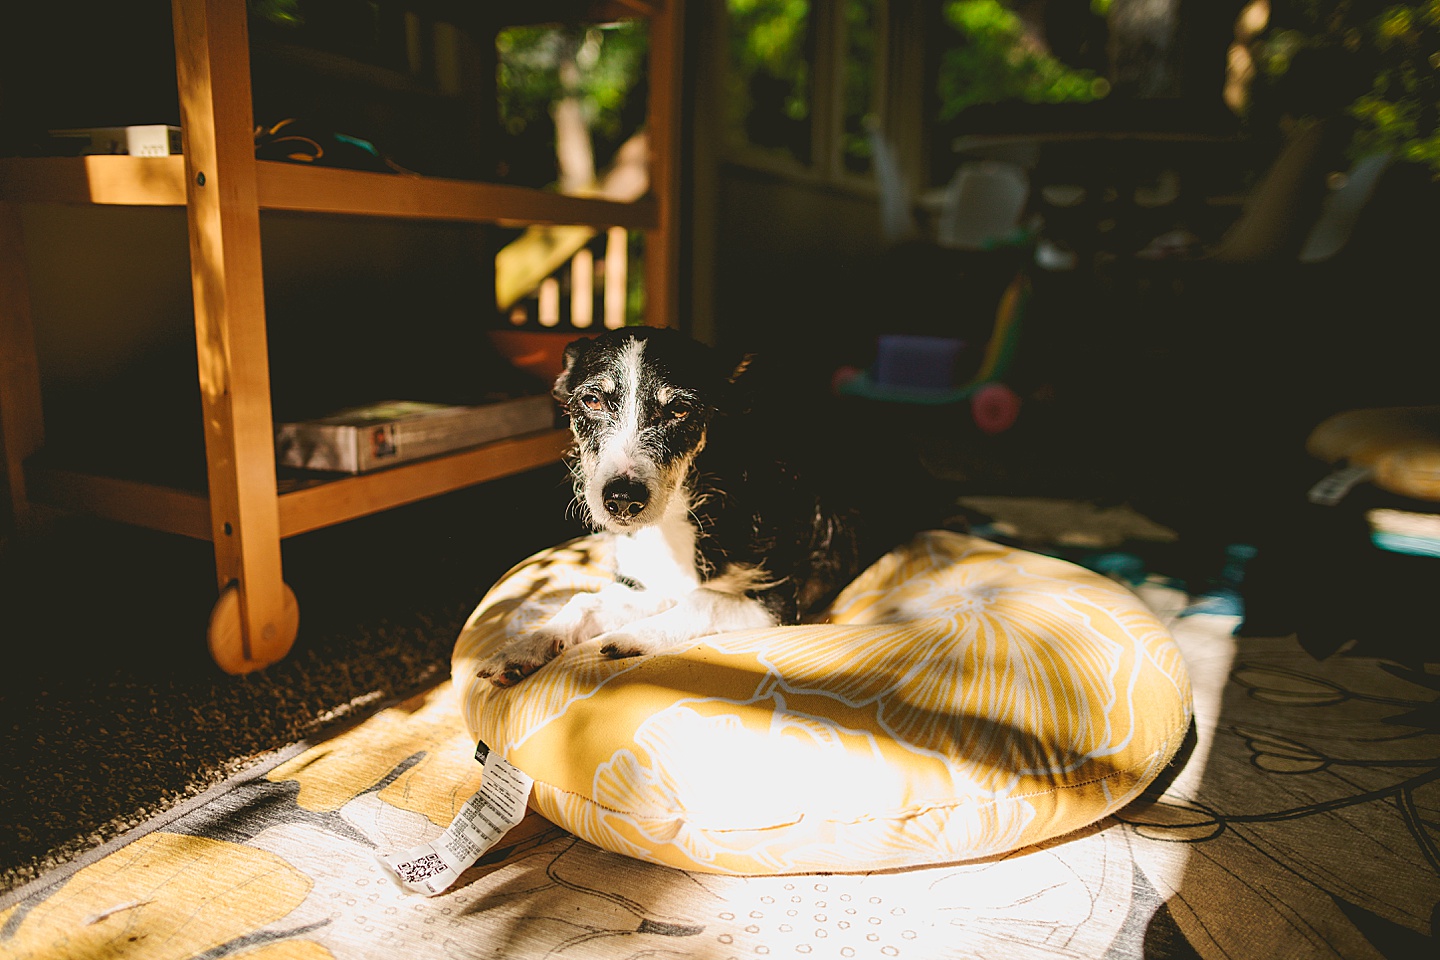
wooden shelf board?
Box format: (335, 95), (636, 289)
(0, 155), (189, 206)
(24, 428), (571, 541)
(0, 156), (658, 229)
(257, 162), (658, 228)
(26, 462), (213, 540)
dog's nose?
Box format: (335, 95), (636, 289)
(602, 477), (649, 519)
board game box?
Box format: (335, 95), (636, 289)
(275, 396), (555, 474)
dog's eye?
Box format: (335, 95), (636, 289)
(668, 406), (689, 421)
(577, 391), (605, 412)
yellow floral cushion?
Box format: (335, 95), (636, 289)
(452, 530), (1192, 875)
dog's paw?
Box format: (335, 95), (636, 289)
(597, 623), (684, 661)
(476, 629), (567, 687)
(598, 633), (652, 660)
(544, 589), (650, 647)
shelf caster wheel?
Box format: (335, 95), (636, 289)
(207, 582), (300, 674)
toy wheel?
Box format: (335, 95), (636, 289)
(972, 383), (1021, 435)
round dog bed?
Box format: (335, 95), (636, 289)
(452, 530), (1192, 875)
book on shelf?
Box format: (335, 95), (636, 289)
(275, 396), (555, 474)
(47, 125), (183, 157)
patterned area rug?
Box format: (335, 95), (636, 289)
(2, 576), (1437, 959)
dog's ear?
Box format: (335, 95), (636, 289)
(553, 338), (592, 403)
(727, 353), (757, 384)
(717, 350), (760, 415)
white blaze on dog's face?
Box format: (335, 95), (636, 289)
(554, 329), (728, 535)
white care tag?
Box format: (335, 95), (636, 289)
(378, 742), (534, 896)
(1307, 463), (1373, 506)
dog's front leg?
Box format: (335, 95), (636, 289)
(478, 582), (674, 686)
(599, 588), (776, 659)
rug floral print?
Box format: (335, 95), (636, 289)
(1, 580), (1436, 959)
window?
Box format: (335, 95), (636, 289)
(721, 1), (1242, 192)
(722, 0), (887, 182)
(840, 0), (884, 176)
(934, 1), (1110, 122)
(724, 0), (815, 167)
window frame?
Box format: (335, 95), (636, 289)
(715, 0), (925, 195)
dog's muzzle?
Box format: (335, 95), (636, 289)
(601, 477), (650, 522)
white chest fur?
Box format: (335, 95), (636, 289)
(613, 511), (701, 599)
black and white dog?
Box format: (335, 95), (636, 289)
(478, 326), (926, 686)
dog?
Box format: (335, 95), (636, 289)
(477, 326), (924, 687)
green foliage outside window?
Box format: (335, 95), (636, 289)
(1259, 1), (1440, 176)
(496, 23), (648, 148)
(936, 0), (1110, 120)
(249, 0), (303, 29)
(726, 0), (812, 162)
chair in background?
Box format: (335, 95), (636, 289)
(933, 160), (1032, 252)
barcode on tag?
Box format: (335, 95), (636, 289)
(390, 852), (448, 886)
(377, 742), (534, 896)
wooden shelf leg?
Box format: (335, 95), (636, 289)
(0, 201), (45, 536)
(645, 0), (684, 330)
(173, 0), (297, 672)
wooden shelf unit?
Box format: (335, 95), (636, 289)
(0, 0), (684, 673)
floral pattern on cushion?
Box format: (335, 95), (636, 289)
(453, 530), (1193, 875)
